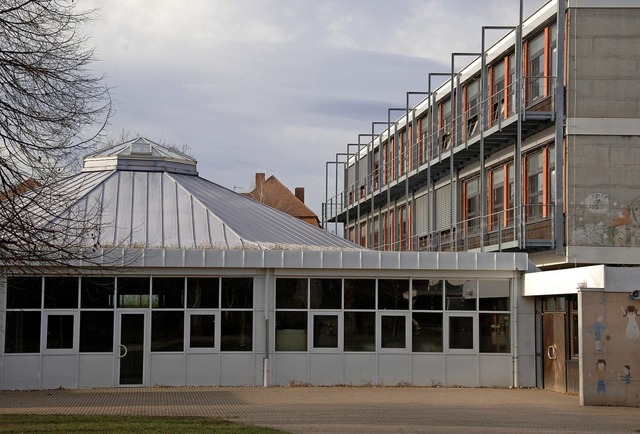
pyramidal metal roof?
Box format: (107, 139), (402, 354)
(54, 138), (362, 251)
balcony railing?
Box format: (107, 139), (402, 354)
(324, 77), (558, 226)
(377, 204), (556, 253)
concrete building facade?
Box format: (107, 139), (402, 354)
(324, 0), (640, 407)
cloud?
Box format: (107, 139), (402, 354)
(83, 0), (546, 218)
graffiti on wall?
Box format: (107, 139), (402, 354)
(574, 194), (640, 247)
(583, 292), (640, 407)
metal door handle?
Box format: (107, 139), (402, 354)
(547, 345), (556, 360)
(118, 344), (128, 358)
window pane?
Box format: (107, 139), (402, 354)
(5, 311), (41, 353)
(7, 277), (41, 308)
(310, 279), (341, 309)
(275, 311), (307, 351)
(46, 315), (74, 349)
(81, 277), (114, 308)
(445, 280), (476, 310)
(276, 278), (308, 309)
(118, 277), (150, 308)
(190, 314), (215, 348)
(80, 311), (114, 352)
(479, 313), (510, 353)
(412, 280), (443, 310)
(221, 278), (253, 308)
(187, 277), (219, 308)
(478, 280), (510, 311)
(152, 277), (184, 308)
(344, 312), (375, 352)
(44, 277), (78, 309)
(378, 279), (410, 310)
(412, 313), (443, 352)
(449, 316), (474, 349)
(381, 315), (406, 349)
(313, 315), (338, 348)
(221, 311), (252, 351)
(344, 279), (375, 309)
(151, 311), (184, 352)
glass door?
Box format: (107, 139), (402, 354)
(118, 313), (146, 385)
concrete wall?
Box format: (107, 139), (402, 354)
(565, 7), (640, 253)
(581, 290), (640, 407)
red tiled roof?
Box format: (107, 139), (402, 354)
(244, 175), (320, 227)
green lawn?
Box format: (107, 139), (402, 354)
(0, 414), (287, 433)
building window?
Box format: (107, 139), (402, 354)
(46, 314), (75, 350)
(44, 277), (78, 309)
(189, 314), (216, 348)
(275, 278), (308, 351)
(381, 315), (406, 349)
(448, 315), (474, 350)
(412, 312), (443, 352)
(465, 79), (480, 138)
(117, 277), (150, 308)
(378, 279), (410, 310)
(490, 166), (505, 229)
(81, 277), (114, 308)
(7, 276), (42, 308)
(344, 279), (376, 351)
(310, 278), (341, 309)
(478, 280), (511, 353)
(152, 277), (185, 308)
(491, 61), (506, 125)
(80, 311), (114, 352)
(220, 278), (253, 351)
(187, 277), (219, 309)
(313, 315), (338, 348)
(526, 150), (544, 219)
(464, 177), (480, 233)
(344, 311), (375, 351)
(151, 311), (184, 352)
(527, 32), (545, 103)
(439, 99), (452, 150)
(445, 280), (476, 311)
(4, 311), (41, 353)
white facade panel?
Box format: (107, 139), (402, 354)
(378, 354), (411, 386)
(308, 354), (343, 386)
(479, 355), (513, 387)
(410, 355), (446, 387)
(78, 354), (115, 388)
(150, 354), (186, 387)
(3, 356), (41, 390)
(343, 354), (377, 385)
(445, 355), (480, 387)
(42, 355), (78, 389)
(185, 354), (220, 386)
(219, 355), (256, 386)
(272, 354), (309, 386)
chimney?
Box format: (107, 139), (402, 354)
(255, 172), (265, 187)
(295, 187), (305, 203)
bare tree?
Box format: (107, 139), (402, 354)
(0, 0), (112, 271)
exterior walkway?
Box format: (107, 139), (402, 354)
(0, 386), (638, 433)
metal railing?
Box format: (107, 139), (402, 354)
(324, 76), (558, 226)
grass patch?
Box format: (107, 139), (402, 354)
(0, 414), (286, 433)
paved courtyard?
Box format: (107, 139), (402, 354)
(0, 386), (638, 433)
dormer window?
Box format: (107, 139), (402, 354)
(130, 139), (152, 155)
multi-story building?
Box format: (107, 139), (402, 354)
(325, 0), (640, 406)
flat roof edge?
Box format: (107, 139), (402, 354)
(71, 248), (529, 271)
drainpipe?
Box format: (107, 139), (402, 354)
(263, 268), (272, 387)
(512, 273), (520, 388)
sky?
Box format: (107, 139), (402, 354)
(83, 0), (541, 222)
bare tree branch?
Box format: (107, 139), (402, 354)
(0, 0), (112, 272)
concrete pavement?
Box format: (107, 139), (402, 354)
(0, 386), (638, 433)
